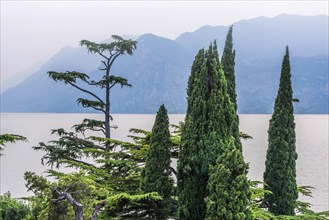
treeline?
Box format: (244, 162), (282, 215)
(1, 29), (328, 220)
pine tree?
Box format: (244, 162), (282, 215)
(141, 104), (173, 219)
(221, 26), (241, 150)
(32, 36), (165, 219)
(263, 46), (298, 216)
(206, 140), (250, 220)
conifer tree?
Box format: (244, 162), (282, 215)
(221, 26), (241, 150)
(206, 140), (250, 220)
(177, 49), (209, 220)
(178, 41), (245, 220)
(141, 104), (173, 219)
(263, 46), (298, 216)
(32, 36), (165, 219)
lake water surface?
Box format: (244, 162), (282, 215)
(0, 113), (328, 212)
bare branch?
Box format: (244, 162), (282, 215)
(53, 188), (83, 220)
(91, 200), (107, 220)
(109, 82), (117, 89)
(97, 51), (109, 60)
(108, 53), (122, 70)
(68, 82), (105, 105)
(101, 60), (108, 68)
(90, 106), (106, 114)
(170, 166), (177, 177)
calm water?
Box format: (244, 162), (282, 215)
(0, 113), (328, 212)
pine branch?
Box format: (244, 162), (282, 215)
(68, 82), (105, 105)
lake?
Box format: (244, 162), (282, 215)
(0, 113), (328, 212)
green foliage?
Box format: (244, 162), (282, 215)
(206, 142), (251, 220)
(249, 181), (329, 220)
(249, 181), (276, 220)
(141, 105), (174, 219)
(178, 39), (246, 220)
(0, 134), (27, 156)
(47, 35), (137, 139)
(263, 47), (298, 216)
(104, 192), (163, 218)
(80, 35), (137, 56)
(29, 35), (169, 219)
(24, 171), (118, 219)
(177, 48), (209, 220)
(221, 26), (241, 150)
(0, 192), (30, 220)
(240, 131), (253, 140)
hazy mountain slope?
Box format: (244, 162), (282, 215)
(1, 61), (44, 94)
(110, 34), (194, 113)
(1, 34), (193, 113)
(236, 55), (328, 114)
(176, 14), (329, 114)
(1, 14), (328, 114)
(176, 14), (328, 59)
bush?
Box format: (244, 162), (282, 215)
(0, 192), (30, 220)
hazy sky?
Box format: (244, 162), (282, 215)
(1, 1), (328, 83)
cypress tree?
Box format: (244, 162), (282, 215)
(204, 43), (235, 165)
(178, 41), (248, 220)
(204, 43), (250, 219)
(177, 49), (209, 220)
(221, 26), (241, 150)
(206, 140), (250, 220)
(141, 104), (173, 219)
(263, 46), (298, 216)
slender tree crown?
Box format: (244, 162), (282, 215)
(48, 35), (137, 139)
(221, 26), (241, 150)
(178, 41), (240, 220)
(263, 46), (298, 216)
(178, 49), (209, 220)
(141, 104), (173, 219)
(32, 36), (167, 219)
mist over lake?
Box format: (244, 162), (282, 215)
(0, 113), (328, 212)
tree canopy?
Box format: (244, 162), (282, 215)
(263, 46), (298, 216)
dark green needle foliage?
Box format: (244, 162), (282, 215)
(47, 35), (137, 139)
(221, 26), (241, 150)
(206, 141), (250, 220)
(177, 48), (209, 220)
(141, 104), (173, 219)
(31, 36), (169, 219)
(178, 41), (243, 220)
(0, 134), (27, 156)
(263, 46), (298, 216)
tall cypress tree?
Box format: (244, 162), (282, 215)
(205, 42), (250, 219)
(177, 49), (209, 220)
(178, 41), (246, 220)
(204, 43), (234, 165)
(221, 26), (241, 150)
(141, 104), (173, 219)
(263, 46), (298, 216)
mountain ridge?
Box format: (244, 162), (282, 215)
(1, 14), (328, 114)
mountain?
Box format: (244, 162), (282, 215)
(1, 14), (328, 114)
(176, 14), (328, 59)
(1, 61), (44, 94)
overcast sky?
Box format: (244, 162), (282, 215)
(1, 1), (328, 83)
